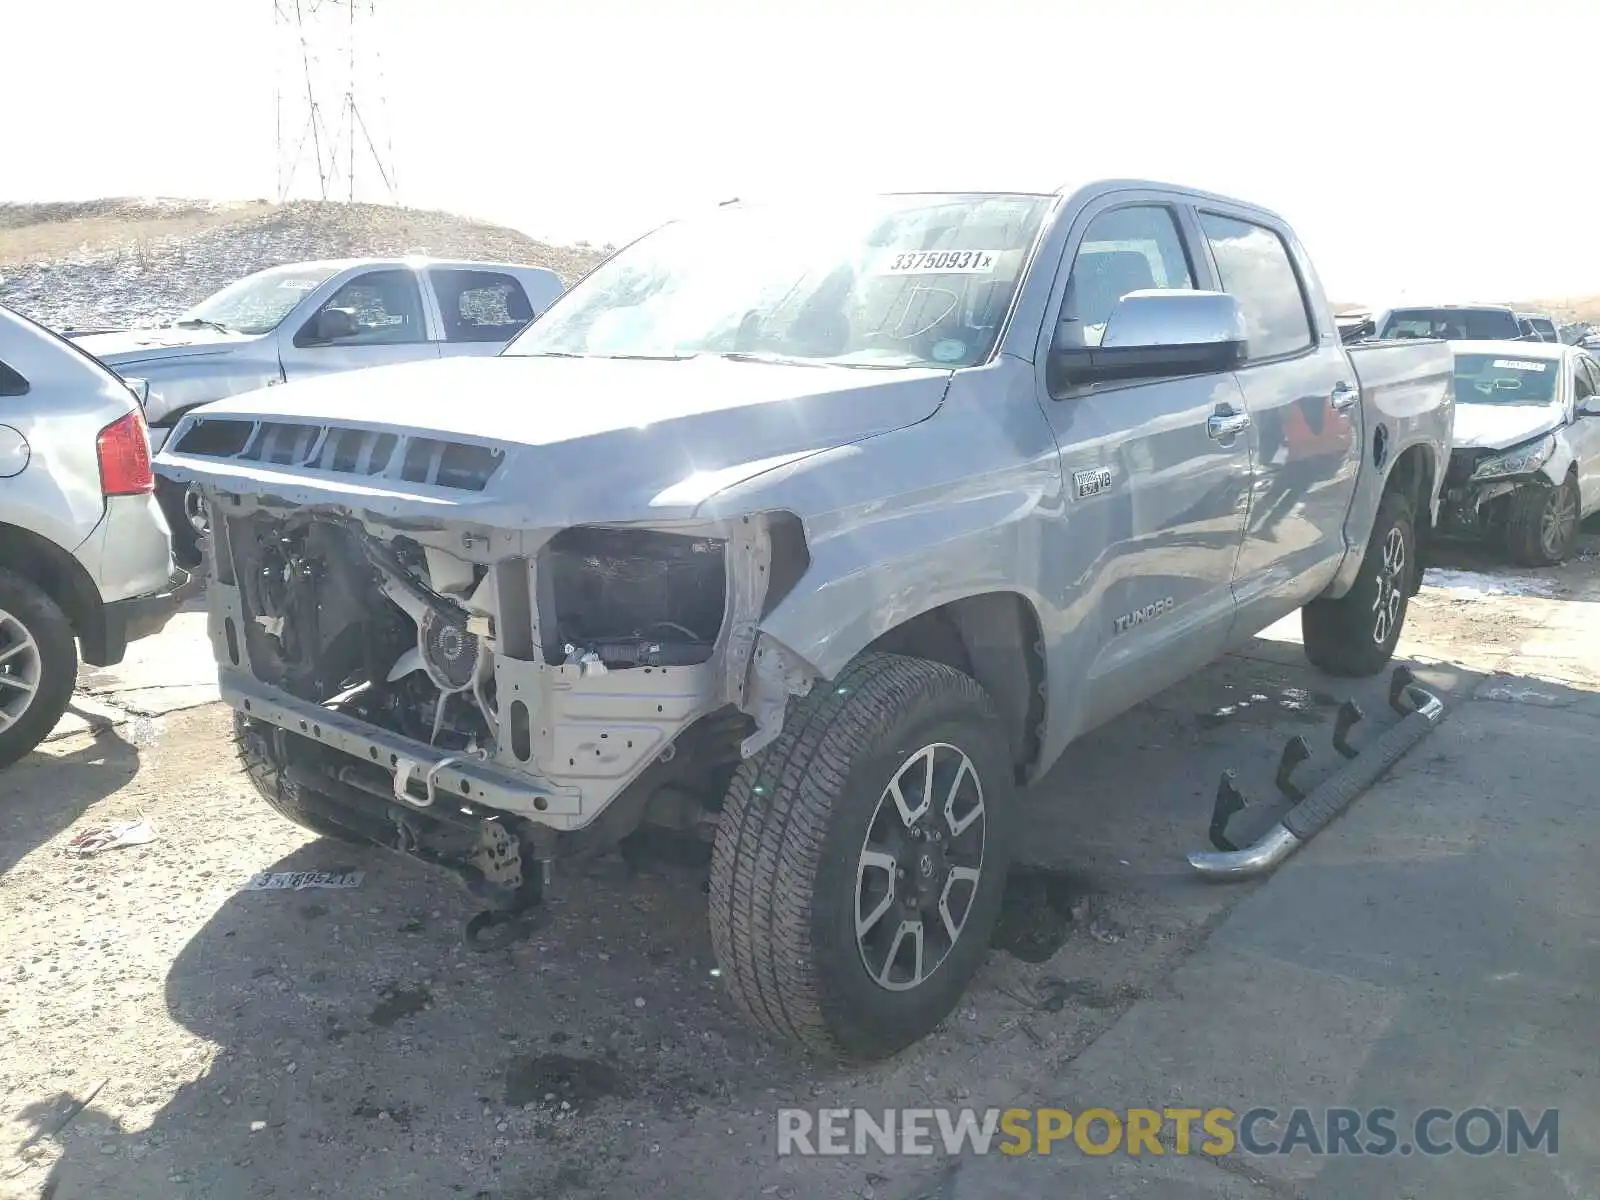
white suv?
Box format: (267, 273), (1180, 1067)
(0, 303), (184, 765)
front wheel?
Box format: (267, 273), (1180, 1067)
(708, 653), (1015, 1060)
(1505, 473), (1580, 566)
(1301, 490), (1415, 678)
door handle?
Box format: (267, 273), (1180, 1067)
(1330, 382), (1358, 411)
(1206, 409), (1252, 440)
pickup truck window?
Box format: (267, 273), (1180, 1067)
(1380, 307), (1521, 341)
(1452, 352), (1559, 405)
(430, 269), (535, 343)
(504, 193), (1052, 369)
(306, 270), (427, 346)
(1055, 205), (1195, 350)
(177, 263), (341, 335)
(1198, 213), (1313, 361)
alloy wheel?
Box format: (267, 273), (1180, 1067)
(1540, 484), (1578, 559)
(0, 609), (43, 730)
(1371, 525), (1407, 647)
(854, 742), (986, 992)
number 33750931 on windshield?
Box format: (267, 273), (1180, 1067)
(880, 250), (997, 274)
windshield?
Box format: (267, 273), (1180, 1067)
(504, 193), (1053, 369)
(1380, 308), (1522, 341)
(1453, 352), (1561, 405)
(176, 264), (341, 335)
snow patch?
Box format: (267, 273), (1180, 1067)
(1421, 568), (1557, 599)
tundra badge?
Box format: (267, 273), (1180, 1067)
(1114, 596), (1175, 635)
(1073, 467), (1114, 499)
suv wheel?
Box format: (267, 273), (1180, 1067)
(709, 652), (1015, 1059)
(1505, 473), (1580, 566)
(1301, 489), (1415, 678)
(0, 569), (78, 769)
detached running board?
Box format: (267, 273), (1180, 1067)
(1188, 666), (1445, 881)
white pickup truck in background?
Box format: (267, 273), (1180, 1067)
(73, 257), (567, 563)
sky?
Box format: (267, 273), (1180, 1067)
(7, 0), (1598, 306)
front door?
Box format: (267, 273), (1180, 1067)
(1035, 200), (1253, 734)
(1569, 355), (1600, 515)
(277, 268), (442, 381)
(1193, 211), (1359, 634)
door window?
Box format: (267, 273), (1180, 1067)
(300, 270), (426, 346)
(1575, 356), (1599, 402)
(1198, 213), (1314, 362)
(429, 269), (536, 343)
(1054, 205), (1196, 353)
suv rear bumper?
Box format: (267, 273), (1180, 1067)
(81, 569), (193, 667)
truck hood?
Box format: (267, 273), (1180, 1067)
(74, 326), (253, 367)
(1452, 402), (1566, 452)
(157, 353), (953, 525)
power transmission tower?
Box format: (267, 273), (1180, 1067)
(273, 0), (399, 204)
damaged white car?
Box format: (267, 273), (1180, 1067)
(157, 182), (1452, 1059)
(1438, 342), (1600, 563)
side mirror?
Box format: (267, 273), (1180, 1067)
(309, 307), (360, 343)
(1579, 395), (1600, 417)
(1051, 290), (1248, 388)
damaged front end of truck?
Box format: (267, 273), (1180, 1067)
(158, 411), (818, 944)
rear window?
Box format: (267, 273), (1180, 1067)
(1380, 308), (1521, 341)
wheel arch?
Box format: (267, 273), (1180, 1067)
(861, 589), (1046, 780)
(0, 522), (102, 646)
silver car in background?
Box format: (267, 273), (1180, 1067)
(0, 304), (183, 765)
(1438, 341), (1600, 563)
(75, 257), (567, 566)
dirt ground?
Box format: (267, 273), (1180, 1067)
(2, 531), (1597, 1200)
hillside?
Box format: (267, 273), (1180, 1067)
(0, 198), (610, 332)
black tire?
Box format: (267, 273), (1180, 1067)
(156, 477), (205, 571)
(1302, 489), (1415, 678)
(0, 569), (78, 770)
(709, 652), (1015, 1060)
(234, 713), (363, 842)
(1504, 473), (1580, 566)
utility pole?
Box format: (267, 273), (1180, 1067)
(273, 0), (398, 204)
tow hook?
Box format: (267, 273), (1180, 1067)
(1188, 666), (1445, 880)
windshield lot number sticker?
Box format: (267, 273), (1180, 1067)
(1491, 359), (1546, 372)
(879, 250), (997, 274)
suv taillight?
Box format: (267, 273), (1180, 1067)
(97, 409), (154, 496)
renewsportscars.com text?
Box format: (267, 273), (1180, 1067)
(777, 1106), (1559, 1158)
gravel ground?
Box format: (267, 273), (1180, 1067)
(1, 532), (1596, 1200)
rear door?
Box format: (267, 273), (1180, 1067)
(277, 268), (442, 380)
(1193, 210), (1360, 636)
(426, 268), (538, 358)
(1034, 195), (1253, 731)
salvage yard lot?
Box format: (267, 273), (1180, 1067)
(3, 536), (1599, 1200)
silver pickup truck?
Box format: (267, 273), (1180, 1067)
(157, 181), (1454, 1058)
(77, 257), (565, 564)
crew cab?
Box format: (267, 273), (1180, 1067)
(1438, 341), (1600, 563)
(76, 257), (566, 564)
(156, 181), (1454, 1058)
(0, 303), (183, 766)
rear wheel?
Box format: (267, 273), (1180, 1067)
(0, 570), (77, 770)
(1505, 473), (1580, 566)
(709, 652), (1015, 1060)
(1302, 490), (1414, 677)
